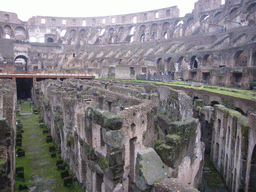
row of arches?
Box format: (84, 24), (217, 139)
(0, 25), (27, 40)
(156, 50), (256, 73)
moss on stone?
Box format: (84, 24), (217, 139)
(98, 155), (109, 170)
(85, 107), (123, 130)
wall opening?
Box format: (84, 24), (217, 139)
(202, 72), (210, 82)
(47, 37), (54, 43)
(16, 78), (33, 99)
(129, 137), (137, 186)
(249, 145), (256, 191)
(96, 172), (103, 192)
(233, 72), (242, 85)
(15, 55), (28, 72)
(234, 51), (247, 66)
(190, 56), (199, 69)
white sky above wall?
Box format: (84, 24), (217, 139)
(2, 0), (198, 21)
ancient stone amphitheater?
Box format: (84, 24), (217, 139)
(0, 0), (256, 191)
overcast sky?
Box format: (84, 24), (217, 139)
(2, 0), (198, 21)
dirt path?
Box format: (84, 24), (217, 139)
(15, 101), (83, 192)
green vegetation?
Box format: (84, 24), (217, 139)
(99, 78), (256, 102)
(20, 101), (32, 114)
(203, 154), (227, 189)
(15, 100), (84, 192)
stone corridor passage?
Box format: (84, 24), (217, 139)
(15, 100), (84, 191)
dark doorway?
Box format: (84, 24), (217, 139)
(249, 145), (256, 192)
(16, 78), (33, 99)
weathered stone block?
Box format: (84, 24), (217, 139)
(85, 107), (123, 130)
(135, 148), (170, 191)
(169, 119), (197, 138)
(103, 129), (124, 149)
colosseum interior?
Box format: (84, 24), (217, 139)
(0, 0), (256, 191)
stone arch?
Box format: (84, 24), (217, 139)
(167, 57), (175, 72)
(139, 25), (146, 42)
(174, 20), (183, 27)
(138, 58), (145, 65)
(177, 56), (186, 70)
(210, 101), (220, 106)
(69, 29), (77, 39)
(214, 11), (222, 18)
(91, 60), (98, 68)
(186, 17), (194, 25)
(203, 54), (213, 66)
(101, 59), (107, 67)
(234, 50), (247, 66)
(47, 37), (54, 43)
(190, 56), (199, 69)
(108, 67), (115, 78)
(249, 145), (256, 192)
(246, 2), (256, 12)
(15, 55), (28, 71)
(128, 58), (136, 65)
(150, 23), (158, 40)
(3, 25), (12, 38)
(14, 26), (27, 40)
(162, 22), (170, 39)
(253, 51), (256, 66)
(229, 7), (239, 17)
(118, 27), (124, 33)
(119, 59), (126, 65)
(200, 14), (209, 23)
(246, 13), (256, 26)
(157, 58), (165, 72)
(108, 28), (115, 44)
(79, 29), (87, 38)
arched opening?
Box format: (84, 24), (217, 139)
(190, 56), (199, 69)
(234, 51), (247, 66)
(3, 25), (12, 39)
(29, 37), (36, 42)
(14, 26), (27, 41)
(210, 101), (219, 106)
(157, 58), (165, 72)
(140, 34), (145, 42)
(203, 54), (213, 66)
(235, 107), (246, 116)
(91, 60), (98, 68)
(229, 7), (238, 17)
(47, 37), (54, 43)
(249, 145), (256, 191)
(174, 20), (183, 27)
(200, 14), (209, 23)
(247, 3), (256, 12)
(15, 55), (28, 71)
(108, 67), (115, 78)
(167, 57), (175, 72)
(253, 51), (256, 66)
(177, 56), (186, 71)
(150, 23), (158, 41)
(60, 29), (66, 37)
(214, 11), (222, 18)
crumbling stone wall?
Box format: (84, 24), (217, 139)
(195, 99), (256, 192)
(0, 1), (256, 88)
(0, 79), (17, 192)
(32, 79), (203, 191)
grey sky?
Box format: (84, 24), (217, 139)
(2, 0), (198, 21)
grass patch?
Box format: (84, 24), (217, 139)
(20, 101), (32, 114)
(203, 154), (227, 189)
(15, 101), (84, 192)
(98, 78), (256, 102)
